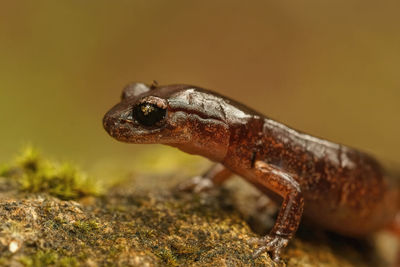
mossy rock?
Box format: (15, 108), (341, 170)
(0, 149), (394, 266)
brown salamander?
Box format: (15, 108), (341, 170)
(103, 82), (400, 261)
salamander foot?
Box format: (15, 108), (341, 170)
(249, 234), (289, 261)
(176, 176), (215, 193)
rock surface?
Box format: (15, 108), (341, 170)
(0, 149), (393, 266)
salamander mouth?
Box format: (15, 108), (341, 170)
(102, 110), (164, 143)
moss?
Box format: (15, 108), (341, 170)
(16, 146), (41, 172)
(19, 250), (58, 267)
(10, 147), (102, 200)
(19, 250), (79, 267)
(73, 220), (100, 234)
(57, 256), (78, 267)
(156, 247), (179, 267)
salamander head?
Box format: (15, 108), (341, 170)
(103, 82), (187, 144)
(103, 82), (230, 161)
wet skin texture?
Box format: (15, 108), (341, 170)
(103, 82), (400, 261)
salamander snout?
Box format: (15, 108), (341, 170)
(102, 111), (119, 138)
(102, 104), (133, 140)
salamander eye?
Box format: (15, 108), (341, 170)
(133, 102), (167, 127)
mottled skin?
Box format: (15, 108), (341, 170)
(103, 82), (400, 261)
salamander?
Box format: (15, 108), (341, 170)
(103, 82), (400, 261)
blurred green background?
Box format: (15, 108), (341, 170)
(1, 1), (399, 173)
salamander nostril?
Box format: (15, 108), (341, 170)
(119, 118), (132, 124)
(103, 112), (122, 134)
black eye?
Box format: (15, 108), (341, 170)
(133, 103), (166, 127)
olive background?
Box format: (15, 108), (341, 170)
(1, 1), (399, 172)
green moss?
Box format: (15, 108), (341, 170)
(156, 247), (179, 267)
(19, 250), (79, 267)
(11, 147), (102, 200)
(16, 146), (41, 172)
(73, 220), (100, 233)
(57, 256), (78, 267)
(20, 250), (58, 267)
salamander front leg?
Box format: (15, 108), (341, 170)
(250, 160), (304, 261)
(177, 163), (232, 193)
